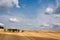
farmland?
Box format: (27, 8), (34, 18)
(0, 30), (60, 40)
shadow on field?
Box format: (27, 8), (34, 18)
(0, 34), (58, 40)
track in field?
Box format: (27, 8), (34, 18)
(0, 31), (60, 40)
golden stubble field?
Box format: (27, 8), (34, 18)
(0, 30), (60, 40)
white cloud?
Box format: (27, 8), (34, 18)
(12, 0), (20, 8)
(42, 24), (50, 27)
(52, 22), (60, 25)
(53, 14), (60, 18)
(45, 7), (54, 14)
(0, 0), (20, 8)
(0, 23), (4, 26)
(9, 18), (19, 22)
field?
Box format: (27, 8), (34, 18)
(0, 30), (60, 40)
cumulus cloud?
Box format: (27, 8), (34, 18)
(0, 23), (4, 26)
(9, 18), (19, 22)
(0, 0), (20, 8)
(45, 7), (54, 14)
(12, 0), (20, 8)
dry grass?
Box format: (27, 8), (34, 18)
(0, 30), (60, 40)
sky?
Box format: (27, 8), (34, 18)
(0, 0), (60, 30)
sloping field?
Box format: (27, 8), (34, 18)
(0, 31), (60, 40)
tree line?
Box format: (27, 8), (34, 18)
(0, 25), (24, 32)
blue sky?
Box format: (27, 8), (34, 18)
(0, 0), (60, 30)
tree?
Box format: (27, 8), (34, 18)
(0, 25), (4, 29)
